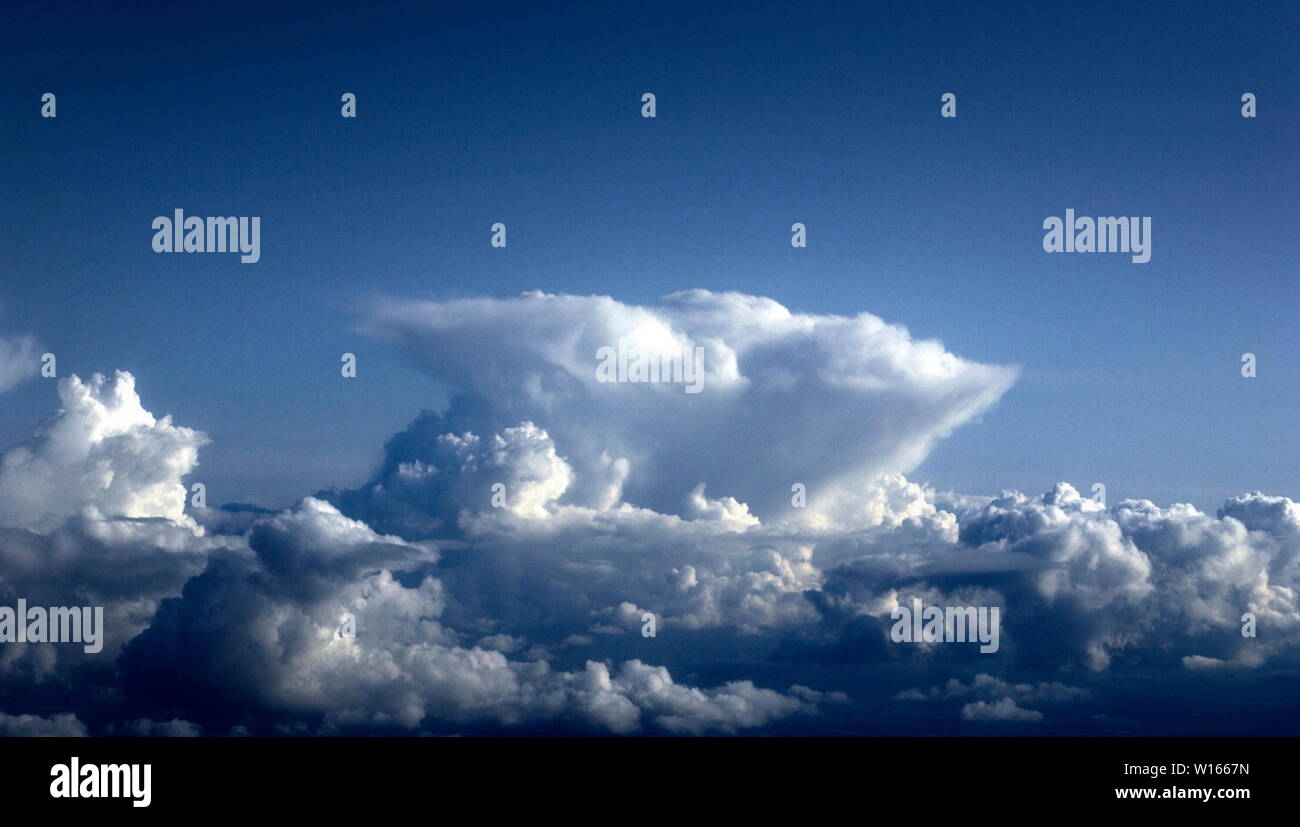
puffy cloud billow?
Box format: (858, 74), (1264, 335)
(0, 371), (207, 533)
(0, 291), (1297, 735)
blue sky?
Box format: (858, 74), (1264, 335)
(2, 0), (1295, 510)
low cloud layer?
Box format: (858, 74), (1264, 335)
(0, 292), (1295, 735)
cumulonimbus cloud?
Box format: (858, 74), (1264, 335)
(357, 290), (1019, 525)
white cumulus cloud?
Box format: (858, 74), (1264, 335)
(0, 372), (208, 533)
